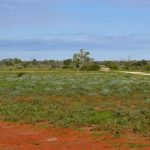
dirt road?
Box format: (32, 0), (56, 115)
(117, 71), (150, 76)
(0, 121), (150, 150)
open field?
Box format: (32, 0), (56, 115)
(0, 71), (150, 149)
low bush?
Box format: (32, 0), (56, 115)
(62, 65), (74, 69)
(144, 64), (150, 71)
(16, 72), (25, 77)
(105, 61), (119, 70)
(15, 64), (24, 70)
(80, 63), (100, 71)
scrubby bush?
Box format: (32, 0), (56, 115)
(62, 65), (74, 69)
(63, 59), (74, 69)
(10, 90), (21, 97)
(15, 64), (24, 70)
(80, 63), (100, 71)
(105, 61), (119, 70)
(144, 64), (150, 71)
(17, 72), (25, 77)
(100, 88), (111, 96)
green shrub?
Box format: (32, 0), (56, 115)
(80, 63), (100, 71)
(63, 59), (74, 69)
(100, 88), (111, 96)
(105, 61), (119, 70)
(62, 65), (74, 69)
(16, 64), (24, 70)
(80, 65), (88, 70)
(144, 64), (150, 71)
(17, 72), (25, 77)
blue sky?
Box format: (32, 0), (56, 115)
(0, 0), (150, 60)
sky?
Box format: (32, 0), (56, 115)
(0, 0), (150, 60)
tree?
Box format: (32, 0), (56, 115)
(14, 58), (22, 64)
(73, 49), (93, 68)
(2, 58), (14, 66)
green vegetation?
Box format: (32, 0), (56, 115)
(80, 63), (100, 71)
(73, 49), (94, 68)
(127, 143), (148, 149)
(0, 49), (149, 137)
(104, 61), (119, 70)
(0, 50), (150, 72)
(0, 71), (149, 136)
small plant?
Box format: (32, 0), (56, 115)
(10, 90), (21, 97)
(17, 72), (25, 77)
(100, 88), (111, 96)
(16, 64), (24, 70)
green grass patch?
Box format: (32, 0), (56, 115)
(88, 111), (113, 124)
(127, 143), (148, 149)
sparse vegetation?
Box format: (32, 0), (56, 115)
(0, 50), (149, 148)
(0, 71), (149, 137)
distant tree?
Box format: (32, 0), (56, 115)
(32, 59), (38, 65)
(73, 49), (93, 68)
(2, 58), (14, 66)
(63, 59), (74, 69)
(63, 59), (72, 66)
(14, 58), (22, 64)
(141, 59), (148, 66)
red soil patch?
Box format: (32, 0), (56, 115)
(0, 121), (149, 150)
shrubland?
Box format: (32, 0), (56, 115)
(0, 71), (149, 136)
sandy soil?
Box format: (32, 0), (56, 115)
(118, 71), (150, 76)
(0, 121), (150, 150)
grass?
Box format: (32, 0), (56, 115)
(0, 71), (149, 136)
(127, 143), (148, 149)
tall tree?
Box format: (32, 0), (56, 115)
(73, 49), (93, 68)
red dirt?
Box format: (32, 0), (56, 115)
(0, 121), (149, 150)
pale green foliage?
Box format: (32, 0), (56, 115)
(73, 49), (94, 68)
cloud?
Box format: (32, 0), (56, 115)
(0, 0), (78, 28)
(0, 34), (150, 51)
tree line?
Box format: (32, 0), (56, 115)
(0, 49), (150, 71)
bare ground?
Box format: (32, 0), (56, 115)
(0, 121), (150, 150)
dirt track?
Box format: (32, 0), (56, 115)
(0, 121), (150, 150)
(1, 70), (150, 76)
(117, 71), (150, 76)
